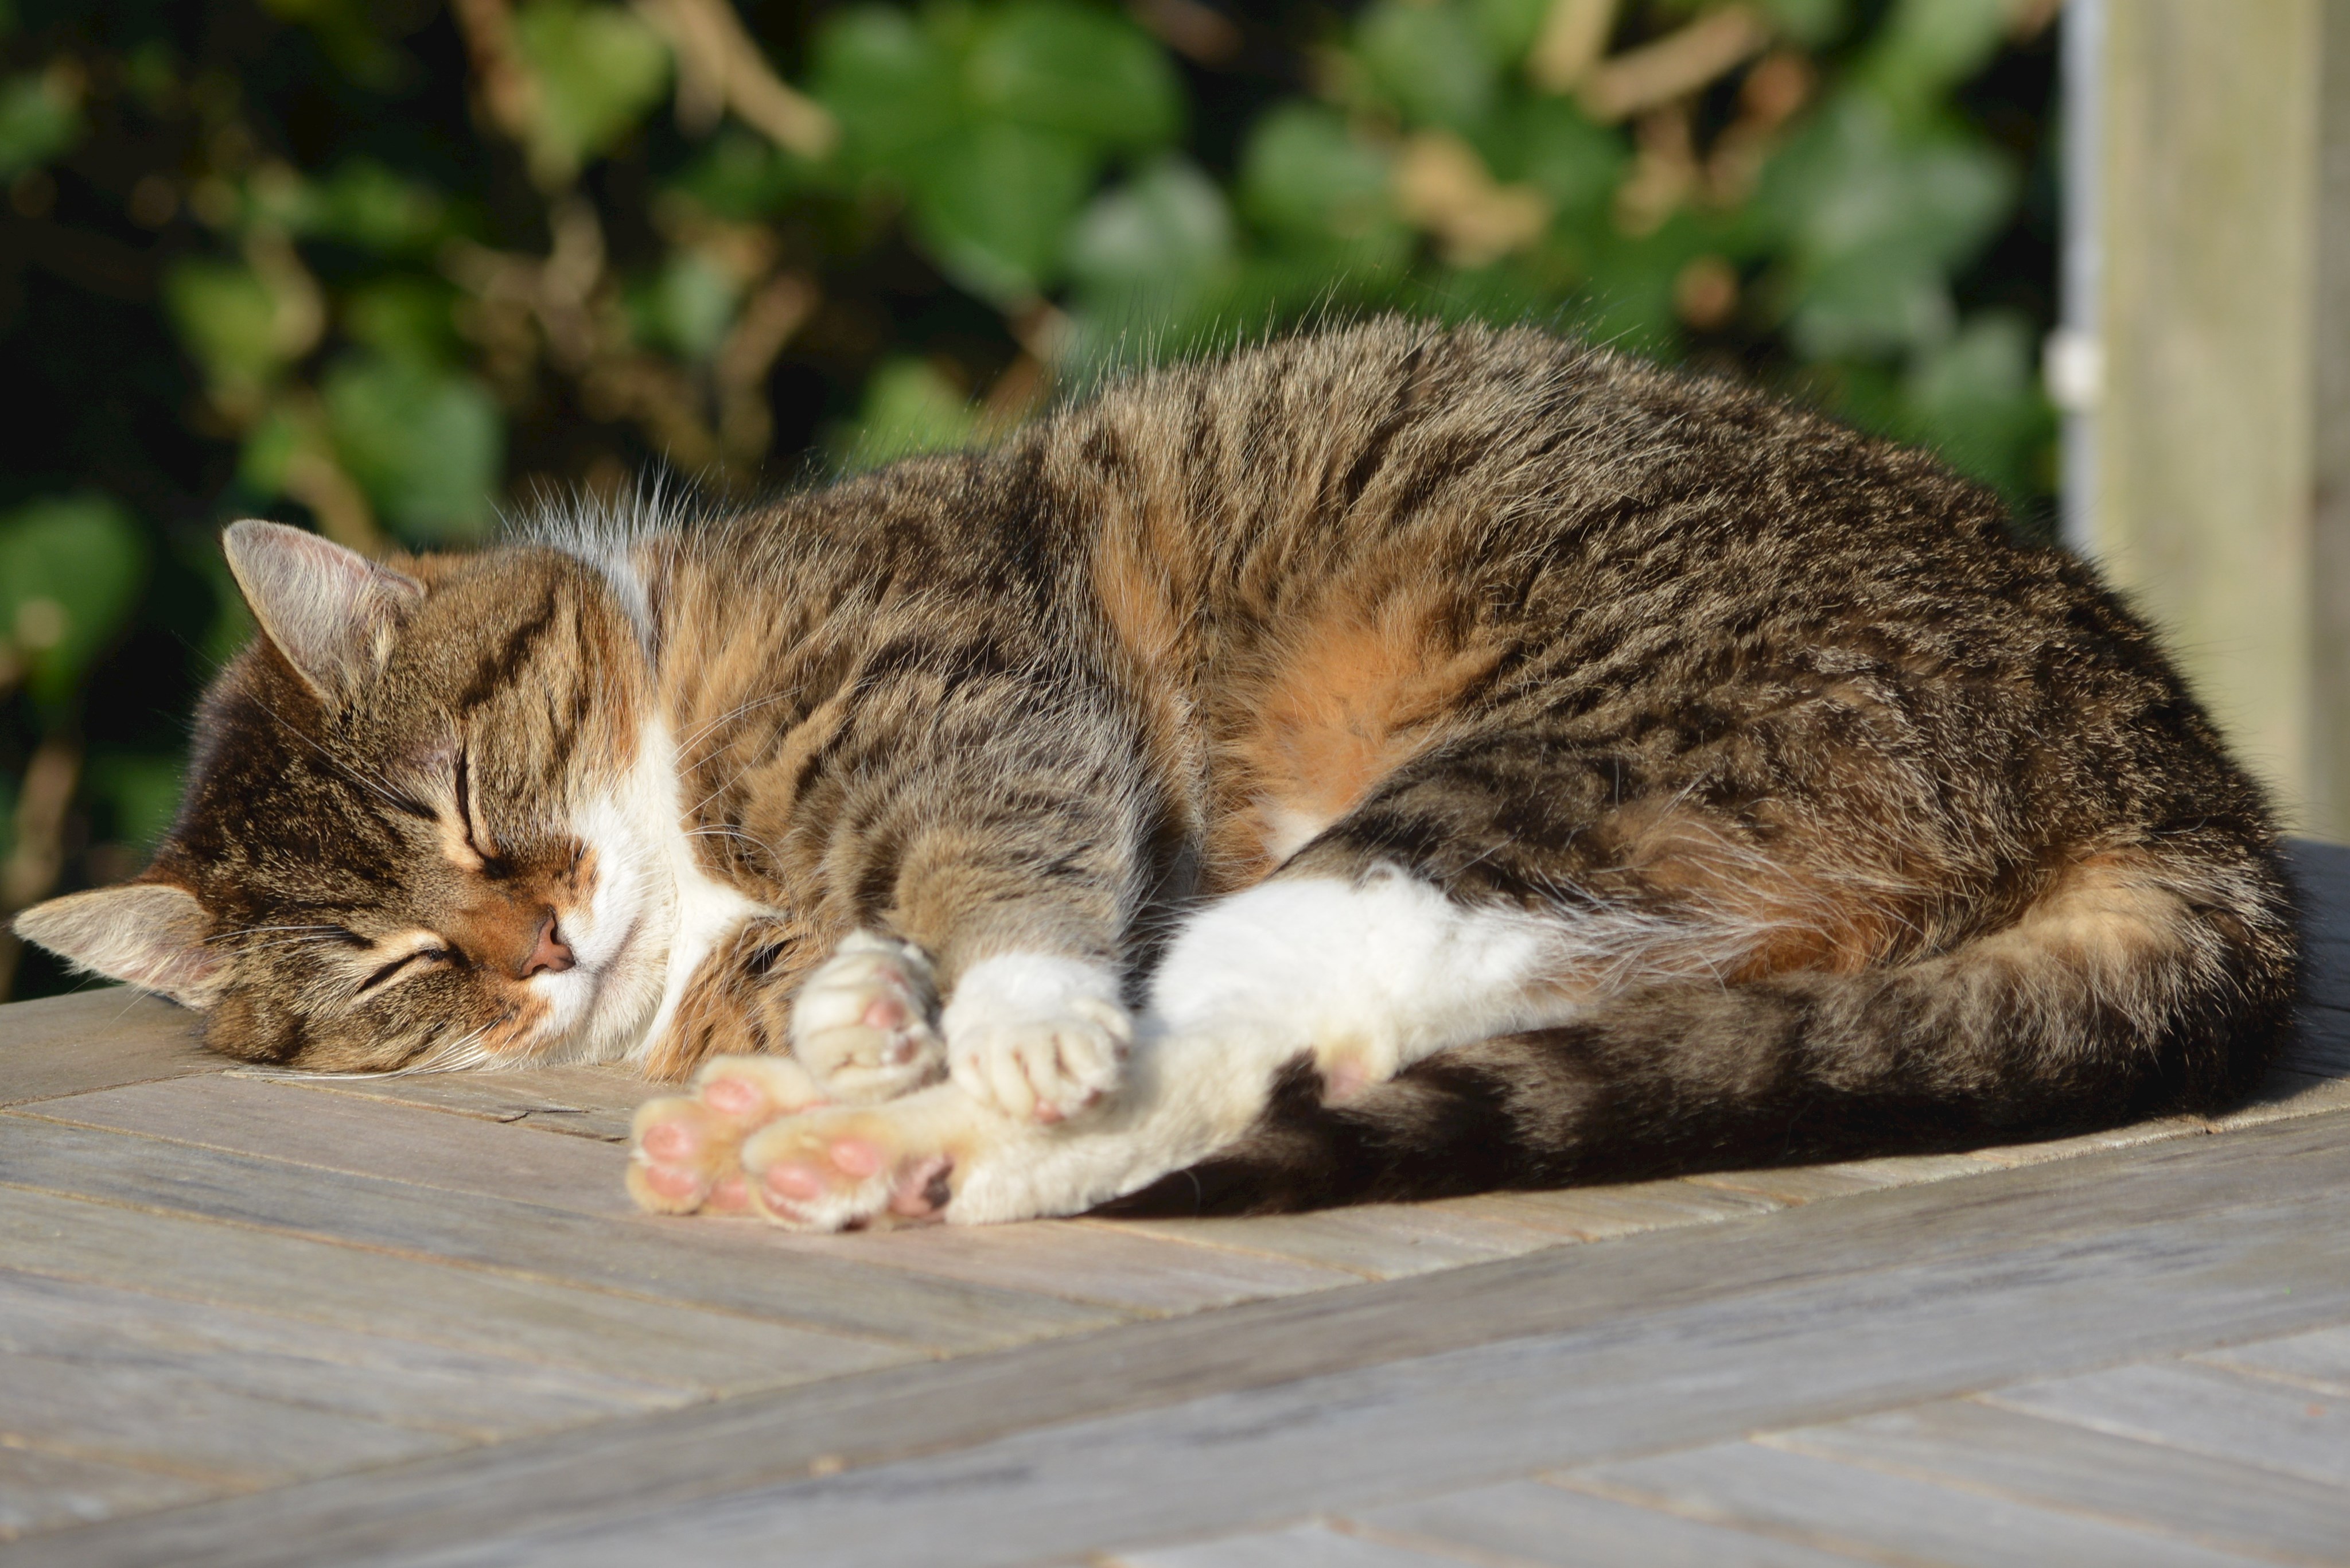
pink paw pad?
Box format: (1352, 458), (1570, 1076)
(889, 1155), (954, 1218)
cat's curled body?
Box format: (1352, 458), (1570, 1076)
(17, 320), (2300, 1228)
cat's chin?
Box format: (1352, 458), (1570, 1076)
(535, 913), (668, 1065)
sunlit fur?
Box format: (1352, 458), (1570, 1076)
(15, 320), (2300, 1215)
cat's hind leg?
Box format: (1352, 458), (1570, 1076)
(627, 1054), (830, 1216)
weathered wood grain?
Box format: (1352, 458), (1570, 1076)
(1688, 1151), (2002, 1206)
(1426, 1177), (1783, 1240)
(1107, 1524), (1473, 1567)
(30, 1075), (637, 1215)
(2197, 1320), (2350, 1396)
(0, 1268), (676, 1438)
(60, 1119), (2350, 1568)
(365, 1184), (2350, 1568)
(0, 1448), (211, 1544)
(0, 1186), (905, 1394)
(0, 1113), (1123, 1350)
(0, 990), (211, 1107)
(1987, 1360), (2350, 1488)
(1764, 1396), (2350, 1565)
(255, 1063), (655, 1143)
(1342, 1479), (1875, 1568)
(1565, 1440), (2269, 1568)
(21, 1082), (1364, 1313)
(775, 1219), (1361, 1314)
(0, 1349), (459, 1492)
(1093, 1203), (1566, 1281)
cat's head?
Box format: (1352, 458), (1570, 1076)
(13, 521), (676, 1072)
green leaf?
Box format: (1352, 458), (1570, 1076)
(1067, 156), (1235, 302)
(0, 495), (146, 709)
(1861, 0), (2010, 112)
(0, 69), (81, 178)
(513, 0), (670, 181)
(906, 120), (1094, 302)
(308, 160), (448, 252)
(1785, 247), (1953, 358)
(637, 250), (742, 360)
(1357, 0), (1497, 132)
(839, 358), (978, 471)
(236, 404), (305, 496)
(322, 357), (504, 543)
(1757, 0), (1848, 49)
(341, 277), (461, 368)
(1503, 96), (1626, 221)
(672, 128), (818, 219)
(1904, 309), (2055, 502)
(1238, 104), (1395, 244)
(1472, 0), (1555, 68)
(85, 754), (185, 849)
(811, 5), (963, 178)
(1755, 91), (2016, 356)
(164, 260), (286, 399)
(964, 0), (1180, 150)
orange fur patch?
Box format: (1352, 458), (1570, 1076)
(1604, 800), (1925, 981)
(1213, 583), (1501, 884)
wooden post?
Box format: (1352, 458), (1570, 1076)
(2080, 1), (2350, 836)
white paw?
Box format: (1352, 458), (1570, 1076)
(789, 933), (947, 1104)
(942, 954), (1130, 1123)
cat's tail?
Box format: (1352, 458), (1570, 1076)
(1098, 831), (2302, 1217)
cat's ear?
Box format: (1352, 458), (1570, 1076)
(223, 520), (425, 703)
(11, 882), (226, 1009)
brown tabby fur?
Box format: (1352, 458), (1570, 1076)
(18, 318), (2300, 1212)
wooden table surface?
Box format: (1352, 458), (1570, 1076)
(6, 844), (2350, 1565)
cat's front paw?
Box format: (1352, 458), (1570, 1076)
(628, 1053), (827, 1216)
(738, 1105), (955, 1231)
(789, 933), (947, 1103)
(941, 954), (1130, 1123)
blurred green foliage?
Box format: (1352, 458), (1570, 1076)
(0, 0), (2060, 997)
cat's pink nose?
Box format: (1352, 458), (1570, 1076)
(522, 915), (575, 978)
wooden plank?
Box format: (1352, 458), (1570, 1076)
(777, 1221), (1361, 1314)
(2197, 1320), (2350, 1395)
(23, 1081), (1359, 1313)
(77, 1122), (2350, 1568)
(0, 1448), (211, 1544)
(32, 1075), (637, 1216)
(1098, 1204), (1566, 1281)
(0, 989), (211, 1107)
(0, 1186), (903, 1394)
(1987, 1359), (2350, 1488)
(1108, 1524), (1473, 1567)
(1764, 1396), (2350, 1565)
(0, 1114), (1120, 1352)
(0, 1267), (676, 1439)
(252, 1062), (654, 1143)
(1431, 1178), (1782, 1241)
(1564, 1440), (2269, 1568)
(1343, 1478), (1873, 1567)
(0, 1349), (461, 1492)
(1687, 1151), (2001, 1207)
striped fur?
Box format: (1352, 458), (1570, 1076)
(15, 320), (2298, 1223)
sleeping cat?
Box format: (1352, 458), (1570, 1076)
(15, 320), (2298, 1230)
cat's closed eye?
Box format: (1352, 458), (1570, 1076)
(355, 935), (457, 995)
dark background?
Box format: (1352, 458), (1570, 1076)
(0, 0), (2062, 998)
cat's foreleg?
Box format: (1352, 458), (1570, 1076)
(792, 684), (1167, 1125)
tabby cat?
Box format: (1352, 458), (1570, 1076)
(16, 320), (2298, 1230)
